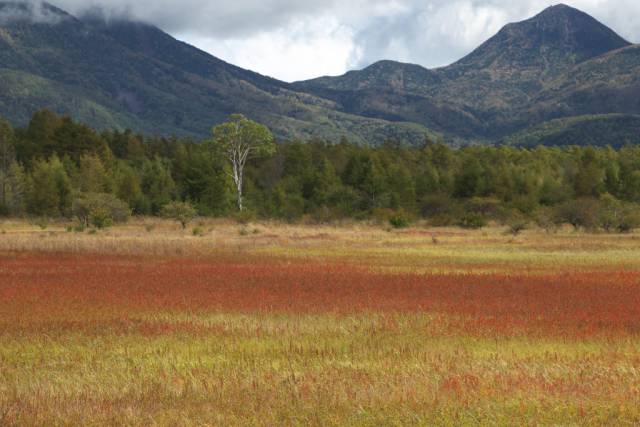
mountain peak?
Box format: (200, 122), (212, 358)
(539, 3), (575, 13)
(0, 1), (70, 25)
(532, 3), (608, 26)
(453, 4), (630, 73)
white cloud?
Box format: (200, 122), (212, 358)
(0, 1), (69, 24)
(41, 0), (640, 81)
(180, 17), (358, 82)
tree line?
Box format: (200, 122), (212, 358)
(1, 109), (640, 232)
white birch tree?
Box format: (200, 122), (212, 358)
(211, 114), (275, 211)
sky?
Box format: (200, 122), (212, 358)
(44, 0), (640, 82)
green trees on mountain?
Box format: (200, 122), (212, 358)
(2, 109), (640, 232)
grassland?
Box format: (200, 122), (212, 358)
(1, 219), (640, 426)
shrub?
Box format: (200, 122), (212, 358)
(310, 205), (340, 225)
(597, 194), (623, 233)
(502, 211), (529, 236)
(466, 197), (501, 217)
(458, 212), (487, 229)
(389, 212), (411, 229)
(161, 201), (197, 229)
(554, 198), (600, 231)
(89, 208), (113, 229)
(421, 194), (455, 217)
(421, 195), (460, 226)
(33, 217), (49, 230)
(233, 209), (256, 225)
(597, 194), (640, 233)
(72, 193), (131, 229)
(617, 207), (640, 233)
(534, 207), (558, 233)
(506, 218), (528, 236)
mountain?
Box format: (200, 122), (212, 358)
(295, 4), (637, 144)
(0, 2), (638, 146)
(449, 4), (630, 78)
(0, 1), (433, 144)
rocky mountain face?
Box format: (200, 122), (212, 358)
(296, 4), (639, 145)
(0, 2), (638, 146)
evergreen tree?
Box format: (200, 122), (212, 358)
(182, 148), (232, 216)
(454, 157), (485, 198)
(0, 118), (15, 213)
(342, 153), (388, 210)
(78, 154), (112, 194)
(140, 157), (176, 214)
(5, 162), (26, 216)
(27, 156), (72, 217)
(113, 162), (143, 213)
(574, 148), (605, 197)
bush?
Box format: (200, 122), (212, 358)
(458, 212), (487, 229)
(161, 201), (197, 229)
(310, 205), (341, 224)
(506, 218), (528, 236)
(597, 194), (640, 233)
(33, 217), (49, 230)
(371, 208), (412, 229)
(233, 209), (256, 225)
(466, 197), (501, 217)
(72, 193), (131, 229)
(389, 212), (411, 229)
(89, 208), (113, 229)
(597, 194), (623, 233)
(617, 207), (640, 233)
(554, 198), (600, 231)
(534, 207), (558, 233)
(421, 195), (460, 226)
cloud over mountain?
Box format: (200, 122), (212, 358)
(18, 0), (637, 81)
(0, 1), (68, 24)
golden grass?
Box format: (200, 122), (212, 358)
(1, 218), (639, 273)
(1, 219), (640, 425)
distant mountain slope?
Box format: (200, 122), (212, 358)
(1, 1), (639, 146)
(295, 4), (637, 144)
(503, 114), (640, 147)
(449, 4), (630, 78)
(0, 1), (434, 144)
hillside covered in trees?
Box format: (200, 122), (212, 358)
(0, 2), (639, 146)
(1, 110), (640, 232)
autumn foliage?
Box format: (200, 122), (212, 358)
(2, 252), (639, 339)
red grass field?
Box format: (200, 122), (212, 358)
(2, 223), (640, 425)
(3, 252), (640, 338)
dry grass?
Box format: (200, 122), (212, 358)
(1, 219), (640, 425)
(1, 218), (639, 273)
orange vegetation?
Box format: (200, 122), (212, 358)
(2, 252), (639, 339)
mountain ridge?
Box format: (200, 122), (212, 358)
(0, 1), (638, 146)
(294, 3), (639, 143)
(0, 1), (434, 144)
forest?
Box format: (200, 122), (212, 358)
(1, 110), (640, 232)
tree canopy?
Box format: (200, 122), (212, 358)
(1, 109), (640, 233)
